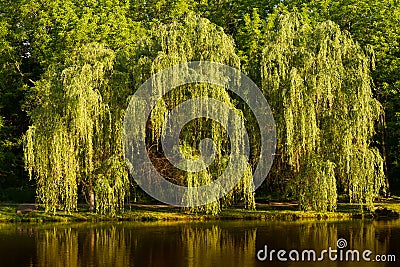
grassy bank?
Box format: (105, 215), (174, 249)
(1, 200), (399, 223)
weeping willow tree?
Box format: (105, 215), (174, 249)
(131, 14), (255, 214)
(262, 13), (385, 211)
(24, 43), (129, 214)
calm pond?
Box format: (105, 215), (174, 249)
(0, 219), (399, 267)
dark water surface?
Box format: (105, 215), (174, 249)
(0, 219), (399, 267)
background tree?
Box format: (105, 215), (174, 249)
(130, 0), (197, 22)
(0, 0), (36, 201)
(262, 13), (385, 211)
(235, 8), (266, 87)
(17, 0), (140, 65)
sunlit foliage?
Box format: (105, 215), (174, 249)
(262, 13), (385, 211)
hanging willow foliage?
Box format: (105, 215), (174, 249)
(262, 13), (385, 211)
(132, 14), (256, 214)
(24, 43), (129, 214)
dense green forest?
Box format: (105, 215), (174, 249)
(0, 0), (399, 214)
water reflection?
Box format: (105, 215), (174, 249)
(0, 219), (398, 267)
(182, 225), (257, 267)
(254, 220), (395, 267)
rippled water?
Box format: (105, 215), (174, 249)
(0, 219), (399, 267)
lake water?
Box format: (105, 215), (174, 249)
(0, 219), (399, 267)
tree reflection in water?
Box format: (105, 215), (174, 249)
(0, 220), (398, 267)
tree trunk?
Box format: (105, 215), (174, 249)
(380, 113), (390, 196)
(88, 188), (95, 212)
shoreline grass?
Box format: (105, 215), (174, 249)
(1, 201), (399, 223)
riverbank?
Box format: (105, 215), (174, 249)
(1, 199), (399, 223)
